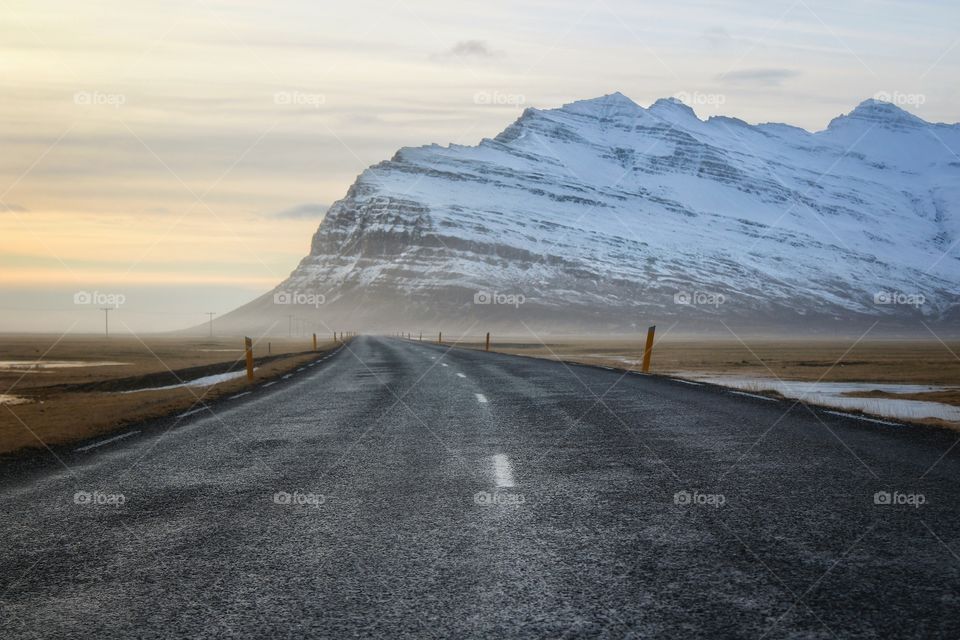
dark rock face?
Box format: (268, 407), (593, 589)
(216, 94), (960, 337)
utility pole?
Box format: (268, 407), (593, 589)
(100, 308), (112, 338)
(205, 312), (216, 338)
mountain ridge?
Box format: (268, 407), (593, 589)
(212, 94), (960, 336)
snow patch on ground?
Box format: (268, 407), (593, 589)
(684, 375), (960, 422)
(120, 369), (254, 394)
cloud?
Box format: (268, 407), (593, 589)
(0, 203), (27, 213)
(270, 203), (329, 219)
(433, 40), (500, 61)
(720, 68), (800, 86)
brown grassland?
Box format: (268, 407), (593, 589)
(444, 336), (960, 384)
(0, 335), (342, 455)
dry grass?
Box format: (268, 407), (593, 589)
(842, 389), (960, 405)
(445, 336), (960, 385)
(0, 335), (315, 388)
(0, 335), (341, 455)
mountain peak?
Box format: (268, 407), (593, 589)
(560, 92), (641, 116)
(649, 97), (698, 120)
(827, 98), (927, 131)
(592, 91), (639, 107)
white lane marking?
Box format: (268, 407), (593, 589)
(229, 391), (252, 400)
(74, 431), (139, 453)
(297, 367), (305, 372)
(492, 454), (515, 488)
(430, 357), (436, 360)
(729, 390), (777, 402)
(262, 381), (278, 388)
(177, 407), (206, 418)
(675, 379), (702, 386)
(456, 373), (466, 378)
(599, 366), (615, 371)
(825, 410), (902, 426)
(475, 393), (488, 404)
(282, 374), (293, 379)
(441, 363), (449, 367)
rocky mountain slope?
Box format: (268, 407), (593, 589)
(217, 93), (960, 336)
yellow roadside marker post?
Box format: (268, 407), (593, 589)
(641, 325), (656, 373)
(312, 333), (317, 351)
(485, 332), (490, 352)
(438, 331), (442, 345)
(244, 337), (254, 382)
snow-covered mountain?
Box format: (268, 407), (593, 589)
(220, 93), (960, 336)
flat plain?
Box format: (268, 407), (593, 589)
(0, 335), (338, 455)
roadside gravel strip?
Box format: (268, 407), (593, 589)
(1, 336), (959, 638)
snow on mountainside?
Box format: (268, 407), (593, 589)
(219, 93), (960, 335)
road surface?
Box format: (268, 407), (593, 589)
(1, 336), (959, 638)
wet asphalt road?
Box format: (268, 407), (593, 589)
(1, 335), (960, 638)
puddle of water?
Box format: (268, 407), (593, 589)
(0, 360), (128, 371)
(121, 369), (253, 394)
(0, 394), (30, 405)
(681, 374), (960, 422)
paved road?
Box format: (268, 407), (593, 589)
(2, 336), (960, 638)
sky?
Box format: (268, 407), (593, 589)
(2, 0), (959, 333)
